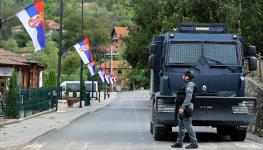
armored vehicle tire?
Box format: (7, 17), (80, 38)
(216, 126), (228, 136)
(229, 126), (247, 141)
(153, 125), (171, 141)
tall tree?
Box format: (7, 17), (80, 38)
(125, 0), (161, 67)
(5, 70), (18, 118)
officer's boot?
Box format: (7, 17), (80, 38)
(185, 143), (198, 149)
(171, 142), (183, 148)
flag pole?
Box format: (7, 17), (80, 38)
(79, 0), (84, 108)
(104, 54), (106, 100)
(56, 0), (63, 110)
(91, 11), (94, 99)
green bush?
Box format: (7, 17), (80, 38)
(43, 70), (57, 88)
(125, 67), (150, 90)
(4, 70), (18, 118)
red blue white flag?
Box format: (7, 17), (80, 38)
(110, 75), (114, 84)
(105, 72), (110, 84)
(113, 76), (118, 83)
(16, 0), (46, 52)
(98, 70), (105, 83)
(74, 37), (92, 64)
(87, 62), (96, 76)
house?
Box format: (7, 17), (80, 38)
(104, 26), (129, 56)
(97, 26), (131, 88)
(20, 47), (31, 57)
(45, 20), (60, 36)
(0, 49), (46, 90)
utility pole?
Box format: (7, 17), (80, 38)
(91, 11), (95, 99)
(98, 45), (101, 102)
(79, 0), (84, 108)
(57, 0), (64, 110)
(104, 54), (106, 99)
(110, 45), (113, 91)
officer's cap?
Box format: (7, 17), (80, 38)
(183, 70), (194, 80)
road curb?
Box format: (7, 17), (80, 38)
(0, 128), (57, 150)
(1, 93), (118, 150)
(1, 109), (55, 125)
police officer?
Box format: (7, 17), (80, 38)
(171, 70), (198, 149)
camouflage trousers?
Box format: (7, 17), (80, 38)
(176, 117), (198, 144)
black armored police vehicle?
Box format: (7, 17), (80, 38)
(148, 24), (257, 141)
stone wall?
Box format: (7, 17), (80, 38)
(245, 77), (263, 137)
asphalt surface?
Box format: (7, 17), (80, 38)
(22, 91), (263, 150)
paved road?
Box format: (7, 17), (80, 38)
(22, 91), (263, 150)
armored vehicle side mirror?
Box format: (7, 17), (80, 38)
(249, 45), (256, 56)
(248, 56), (257, 71)
(149, 44), (157, 54)
(148, 54), (156, 69)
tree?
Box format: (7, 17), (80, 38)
(125, 67), (150, 90)
(1, 39), (20, 53)
(62, 52), (81, 76)
(30, 38), (58, 71)
(15, 30), (30, 48)
(5, 70), (18, 118)
(241, 0), (263, 53)
(43, 70), (57, 88)
(125, 0), (161, 68)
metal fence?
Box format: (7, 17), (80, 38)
(17, 87), (58, 118)
(2, 87), (58, 119)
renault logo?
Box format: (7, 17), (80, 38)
(202, 85), (207, 91)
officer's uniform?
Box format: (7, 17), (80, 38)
(176, 81), (198, 145)
(172, 71), (198, 149)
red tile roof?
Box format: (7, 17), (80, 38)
(46, 20), (60, 30)
(112, 27), (129, 38)
(0, 48), (29, 66)
(0, 48), (46, 67)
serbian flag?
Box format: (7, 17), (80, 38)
(110, 75), (114, 84)
(16, 0), (46, 52)
(105, 72), (110, 84)
(87, 62), (96, 76)
(113, 76), (118, 83)
(98, 70), (105, 83)
(74, 37), (92, 64)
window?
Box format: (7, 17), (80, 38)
(204, 43), (238, 65)
(168, 42), (202, 64)
(167, 42), (239, 66)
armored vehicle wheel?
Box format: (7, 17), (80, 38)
(153, 125), (171, 141)
(217, 126), (228, 136)
(229, 126), (247, 141)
